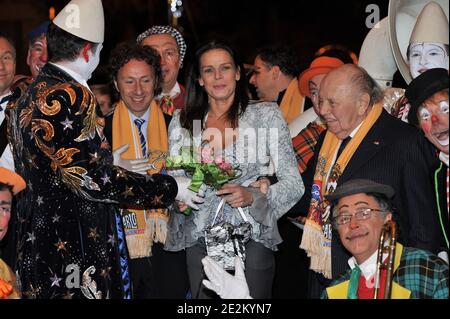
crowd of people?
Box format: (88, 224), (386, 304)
(0, 0), (448, 299)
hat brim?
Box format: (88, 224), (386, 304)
(298, 67), (335, 97)
(0, 168), (26, 195)
(325, 183), (395, 203)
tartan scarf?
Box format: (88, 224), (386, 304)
(279, 78), (305, 124)
(300, 102), (383, 279)
(112, 100), (169, 258)
(292, 121), (327, 174)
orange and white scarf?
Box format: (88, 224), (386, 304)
(112, 100), (168, 258)
(300, 102), (383, 279)
(279, 78), (305, 124)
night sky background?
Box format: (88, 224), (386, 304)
(3, 0), (391, 81)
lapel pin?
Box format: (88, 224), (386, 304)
(373, 141), (380, 145)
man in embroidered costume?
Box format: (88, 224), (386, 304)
(137, 25), (187, 120)
(322, 179), (449, 299)
(405, 68), (449, 262)
(297, 64), (441, 298)
(6, 0), (196, 299)
(0, 167), (25, 299)
(390, 2), (449, 122)
(249, 46), (305, 124)
(104, 42), (201, 298)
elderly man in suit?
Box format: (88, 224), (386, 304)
(296, 63), (442, 298)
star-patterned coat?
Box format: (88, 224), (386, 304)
(6, 63), (178, 299)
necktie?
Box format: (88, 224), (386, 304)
(159, 95), (174, 116)
(336, 136), (351, 159)
(134, 118), (147, 157)
(347, 265), (361, 299)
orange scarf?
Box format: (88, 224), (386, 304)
(112, 99), (168, 161)
(112, 100), (169, 258)
(279, 78), (305, 124)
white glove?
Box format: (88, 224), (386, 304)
(173, 176), (206, 210)
(201, 256), (252, 299)
(438, 251), (449, 264)
(113, 144), (153, 175)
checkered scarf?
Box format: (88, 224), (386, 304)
(292, 121), (326, 174)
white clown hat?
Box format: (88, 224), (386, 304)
(388, 0), (449, 83)
(359, 17), (397, 90)
(410, 2), (449, 44)
(53, 0), (104, 43)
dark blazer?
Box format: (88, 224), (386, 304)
(296, 110), (442, 280)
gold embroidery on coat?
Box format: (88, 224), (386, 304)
(36, 83), (76, 116)
(75, 89), (98, 142)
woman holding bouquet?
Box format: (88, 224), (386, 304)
(168, 41), (304, 298)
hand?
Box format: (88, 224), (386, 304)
(216, 184), (253, 208)
(202, 256), (252, 299)
(113, 144), (153, 175)
(0, 278), (13, 299)
(249, 177), (270, 194)
(173, 176), (206, 210)
(176, 200), (190, 213)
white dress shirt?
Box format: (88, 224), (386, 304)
(155, 82), (181, 100)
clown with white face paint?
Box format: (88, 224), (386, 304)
(390, 1), (449, 123)
(408, 42), (449, 79)
(406, 67), (449, 261)
(407, 2), (449, 79)
(407, 68), (449, 162)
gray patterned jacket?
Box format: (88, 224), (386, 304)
(165, 101), (304, 251)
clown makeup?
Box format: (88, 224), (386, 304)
(408, 43), (449, 79)
(85, 43), (102, 80)
(0, 190), (12, 241)
(27, 35), (48, 77)
(418, 90), (449, 154)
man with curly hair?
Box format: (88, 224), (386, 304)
(104, 42), (200, 298)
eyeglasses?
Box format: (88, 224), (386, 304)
(333, 208), (386, 226)
(0, 206), (11, 216)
